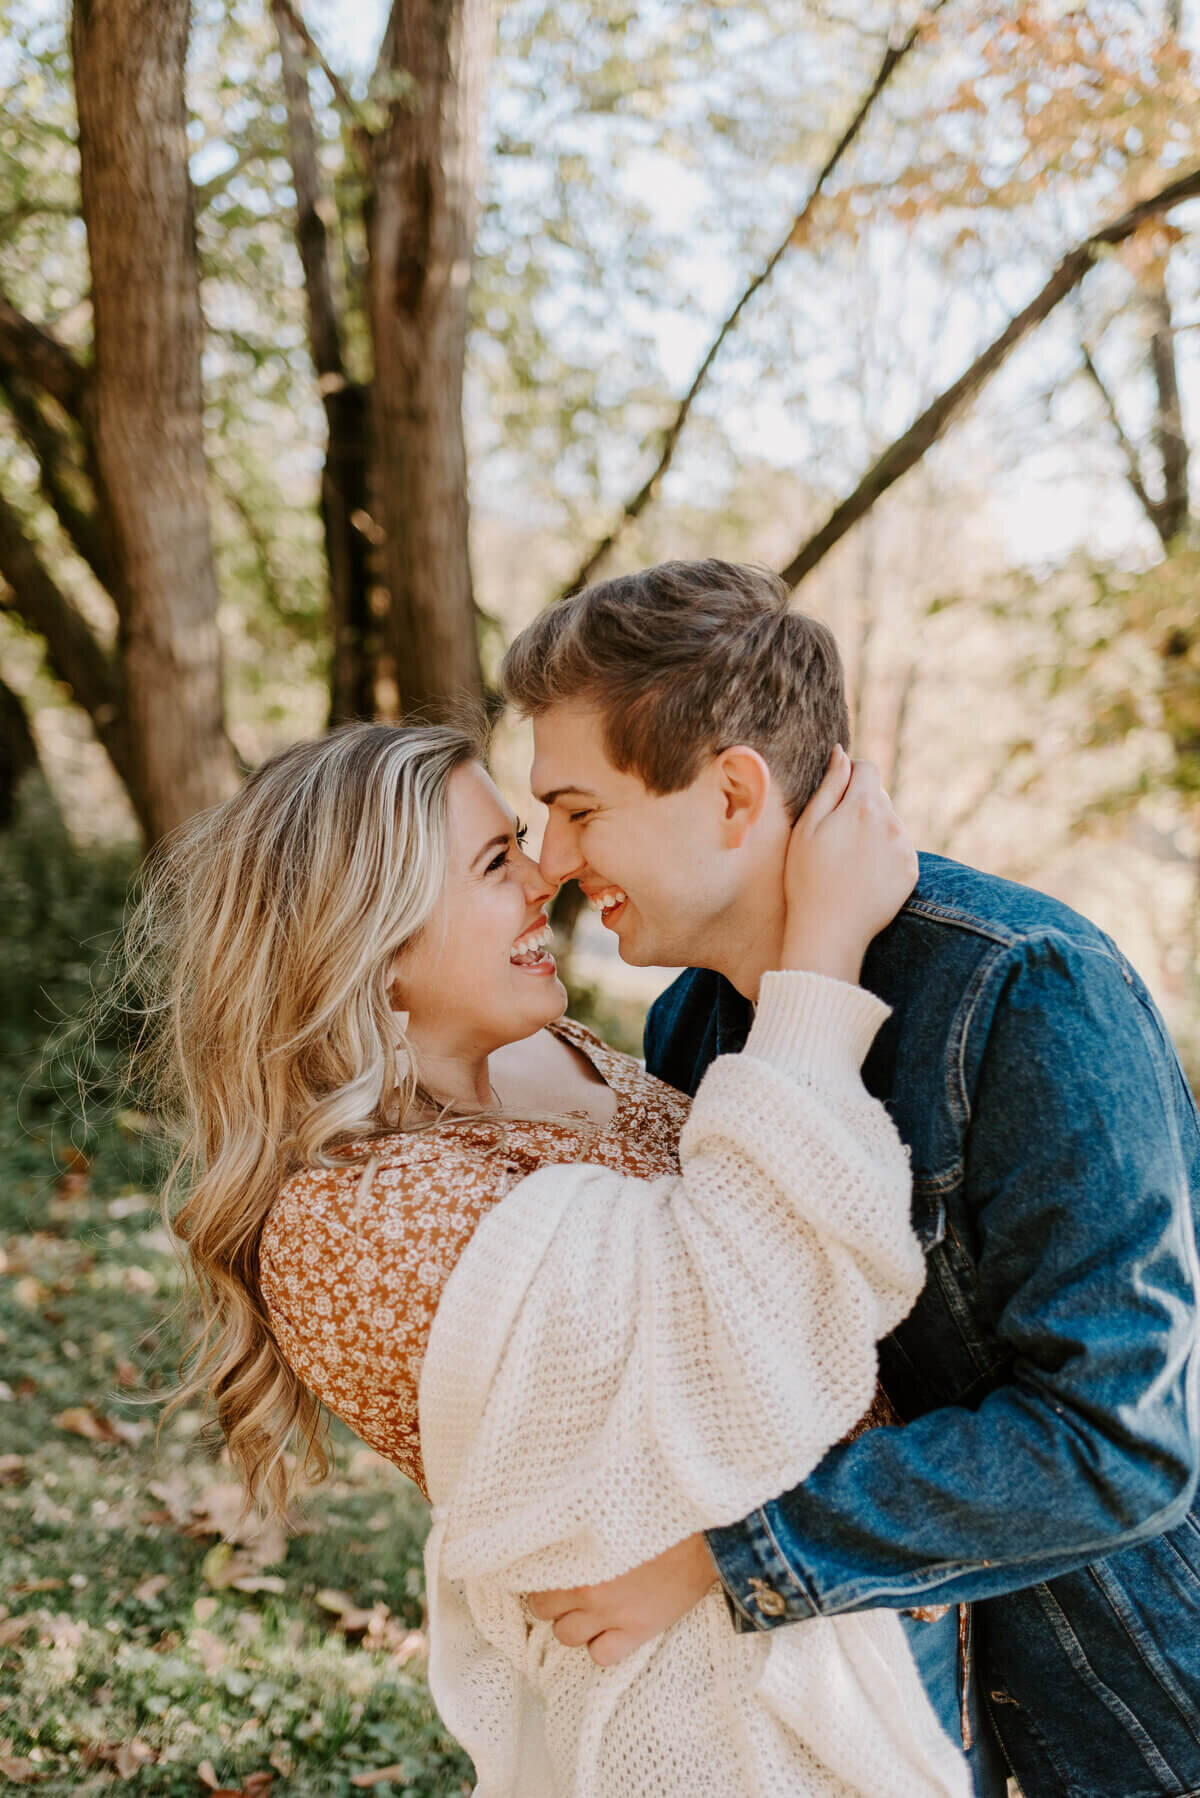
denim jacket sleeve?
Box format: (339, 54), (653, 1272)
(704, 934), (1200, 1627)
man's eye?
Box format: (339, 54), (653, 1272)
(570, 810), (593, 824)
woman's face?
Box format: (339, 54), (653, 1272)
(391, 761), (567, 1062)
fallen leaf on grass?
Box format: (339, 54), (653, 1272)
(9, 1578), (62, 1596)
(39, 1613), (86, 1650)
(0, 1614), (39, 1646)
(190, 1628), (228, 1675)
(313, 1591), (427, 1660)
(112, 1741), (157, 1779)
(196, 1760), (273, 1796)
(133, 1574), (170, 1603)
(53, 1407), (144, 1447)
(267, 1743), (294, 1778)
(202, 1543), (288, 1592)
(154, 1478), (287, 1565)
(350, 1768), (409, 1789)
(0, 1756), (46, 1783)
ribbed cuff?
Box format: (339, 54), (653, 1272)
(743, 970), (891, 1080)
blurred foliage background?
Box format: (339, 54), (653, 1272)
(1, 0), (1198, 1789)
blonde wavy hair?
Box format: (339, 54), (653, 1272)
(123, 721), (482, 1519)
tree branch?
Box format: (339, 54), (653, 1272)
(0, 285), (87, 419)
(194, 135), (278, 211)
(554, 0), (950, 600)
(272, 0), (346, 382)
(271, 0), (367, 131)
(0, 373), (118, 590)
(779, 163), (1200, 590)
(0, 487), (132, 792)
(1079, 344), (1164, 543)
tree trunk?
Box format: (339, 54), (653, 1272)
(366, 0), (491, 720)
(273, 0), (376, 724)
(0, 674), (44, 827)
(72, 0), (236, 841)
(1147, 268), (1189, 546)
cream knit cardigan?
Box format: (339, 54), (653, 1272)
(418, 972), (970, 1798)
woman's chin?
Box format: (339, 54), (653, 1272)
(502, 964), (568, 1030)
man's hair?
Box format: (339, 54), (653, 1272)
(501, 559), (850, 817)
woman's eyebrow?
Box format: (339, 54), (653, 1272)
(470, 823), (519, 870)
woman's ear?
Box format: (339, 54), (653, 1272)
(712, 745), (773, 848)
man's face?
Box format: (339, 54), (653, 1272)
(530, 705), (745, 970)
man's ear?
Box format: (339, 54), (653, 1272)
(712, 745), (772, 848)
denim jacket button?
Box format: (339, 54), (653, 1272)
(747, 1578), (788, 1617)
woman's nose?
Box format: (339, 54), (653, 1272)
(521, 852), (557, 907)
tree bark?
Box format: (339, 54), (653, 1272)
(1147, 269), (1189, 545)
(366, 0), (490, 720)
(273, 0), (375, 724)
(0, 673), (44, 827)
(0, 491), (137, 804)
(72, 0), (236, 841)
(778, 163), (1200, 590)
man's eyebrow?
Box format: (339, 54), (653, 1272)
(470, 821), (520, 871)
(536, 785), (600, 807)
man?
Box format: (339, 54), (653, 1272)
(500, 559), (1200, 1798)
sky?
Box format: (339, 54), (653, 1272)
(301, 0), (1195, 571)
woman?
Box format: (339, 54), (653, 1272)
(136, 721), (968, 1798)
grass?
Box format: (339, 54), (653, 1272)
(0, 789), (473, 1795)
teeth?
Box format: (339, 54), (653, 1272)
(586, 888), (627, 913)
(510, 922), (554, 957)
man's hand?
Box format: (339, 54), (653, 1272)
(525, 1533), (718, 1667)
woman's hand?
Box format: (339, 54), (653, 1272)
(780, 746), (918, 984)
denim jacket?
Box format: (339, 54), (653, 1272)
(645, 854), (1200, 1798)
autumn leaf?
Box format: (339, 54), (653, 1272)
(350, 1768), (409, 1789)
(0, 1455), (29, 1486)
(133, 1573), (169, 1604)
(0, 1756), (46, 1784)
(196, 1760), (273, 1796)
(0, 1614), (40, 1647)
(53, 1407), (144, 1447)
(111, 1741), (157, 1779)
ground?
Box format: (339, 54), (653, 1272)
(0, 1070), (477, 1797)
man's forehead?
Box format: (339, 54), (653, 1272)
(529, 705), (613, 800)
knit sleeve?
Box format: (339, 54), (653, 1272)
(421, 971), (923, 1592)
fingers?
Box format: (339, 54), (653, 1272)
(525, 1587), (577, 1623)
(795, 744), (852, 834)
(587, 1629), (639, 1668)
(550, 1609), (598, 1650)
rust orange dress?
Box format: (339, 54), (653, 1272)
(258, 1018), (691, 1499)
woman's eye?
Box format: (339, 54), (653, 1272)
(486, 822), (528, 875)
(570, 810), (592, 825)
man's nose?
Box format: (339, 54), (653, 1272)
(538, 813), (586, 888)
